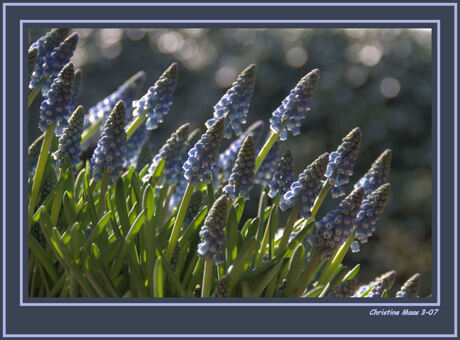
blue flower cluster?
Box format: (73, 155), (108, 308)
(353, 270), (396, 298)
(268, 150), (295, 199)
(217, 120), (264, 183)
(223, 135), (255, 199)
(206, 64), (257, 139)
(396, 273), (420, 298)
(197, 195), (228, 264)
(327, 279), (358, 298)
(355, 149), (392, 195)
(316, 187), (364, 260)
(53, 105), (84, 169)
(28, 28), (70, 90)
(40, 33), (79, 94)
(38, 63), (75, 134)
(183, 118), (225, 185)
(325, 127), (361, 198)
(70, 68), (82, 112)
(124, 123), (150, 168)
(255, 140), (281, 186)
(353, 183), (391, 244)
(132, 63), (178, 130)
(148, 123), (190, 185)
(86, 71), (146, 127)
(280, 153), (329, 219)
(90, 101), (127, 182)
(269, 69), (320, 141)
(213, 276), (229, 297)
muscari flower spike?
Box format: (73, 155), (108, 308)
(28, 47), (39, 78)
(197, 195), (228, 264)
(396, 273), (421, 298)
(223, 135), (255, 199)
(29, 28), (70, 90)
(90, 101), (127, 182)
(353, 183), (391, 244)
(40, 32), (79, 94)
(269, 69), (320, 141)
(316, 186), (364, 260)
(185, 190), (203, 224)
(133, 63), (178, 130)
(355, 149), (392, 195)
(169, 128), (202, 208)
(213, 276), (229, 297)
(353, 270), (396, 298)
(206, 64), (257, 139)
(327, 279), (359, 298)
(123, 124), (150, 168)
(325, 127), (361, 198)
(148, 123), (190, 185)
(53, 105), (84, 169)
(280, 152), (329, 219)
(255, 140), (281, 186)
(86, 70), (146, 127)
(69, 68), (82, 112)
(217, 120), (264, 183)
(268, 150), (295, 199)
(183, 118), (225, 185)
(38, 63), (74, 134)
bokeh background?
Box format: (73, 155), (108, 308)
(28, 28), (432, 297)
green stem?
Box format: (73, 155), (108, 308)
(158, 185), (175, 228)
(277, 201), (301, 255)
(254, 131), (279, 173)
(201, 257), (214, 298)
(165, 182), (195, 262)
(126, 114), (147, 140)
(28, 85), (41, 108)
(28, 122), (56, 230)
(80, 118), (103, 146)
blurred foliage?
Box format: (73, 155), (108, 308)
(28, 28), (432, 297)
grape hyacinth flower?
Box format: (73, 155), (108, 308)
(28, 47), (39, 79)
(40, 32), (79, 94)
(269, 69), (320, 141)
(268, 150), (295, 199)
(353, 270), (396, 298)
(206, 64), (257, 139)
(185, 190), (203, 224)
(86, 70), (146, 126)
(148, 123), (190, 185)
(169, 128), (202, 209)
(223, 135), (256, 199)
(69, 68), (82, 112)
(90, 101), (127, 182)
(183, 118), (225, 185)
(132, 63), (178, 130)
(316, 187), (364, 260)
(217, 120), (264, 182)
(53, 105), (84, 169)
(280, 153), (329, 219)
(396, 273), (421, 298)
(325, 127), (361, 198)
(197, 195), (227, 264)
(355, 149), (392, 195)
(327, 279), (359, 298)
(28, 28), (70, 90)
(353, 183), (391, 244)
(38, 63), (74, 134)
(213, 276), (229, 297)
(255, 140), (281, 186)
(123, 124), (150, 168)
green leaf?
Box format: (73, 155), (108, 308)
(83, 167), (99, 227)
(115, 177), (131, 235)
(280, 244), (305, 296)
(63, 191), (76, 225)
(83, 212), (112, 249)
(342, 264), (360, 282)
(226, 237), (257, 293)
(153, 258), (164, 297)
(225, 207), (238, 266)
(28, 233), (59, 283)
